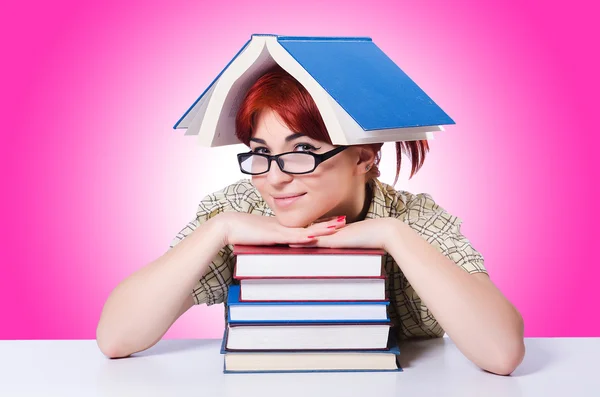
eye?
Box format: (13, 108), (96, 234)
(294, 143), (319, 152)
(252, 147), (269, 154)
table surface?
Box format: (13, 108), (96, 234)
(0, 337), (598, 397)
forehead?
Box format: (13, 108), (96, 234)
(252, 109), (294, 141)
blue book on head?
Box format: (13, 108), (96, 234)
(174, 33), (454, 147)
(227, 284), (390, 324)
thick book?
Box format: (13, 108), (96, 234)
(173, 33), (454, 147)
(227, 284), (390, 322)
(233, 244), (385, 278)
(237, 277), (386, 301)
(225, 322), (391, 351)
(220, 328), (402, 373)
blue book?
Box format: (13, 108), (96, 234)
(227, 284), (390, 323)
(174, 33), (454, 147)
(220, 327), (402, 373)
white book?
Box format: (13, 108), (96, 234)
(223, 351), (400, 372)
(229, 303), (389, 322)
(228, 284), (389, 321)
(238, 278), (386, 301)
(226, 323), (391, 351)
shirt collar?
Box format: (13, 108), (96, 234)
(364, 178), (393, 219)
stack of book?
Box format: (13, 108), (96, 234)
(220, 244), (402, 373)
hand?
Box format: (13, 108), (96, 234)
(216, 212), (347, 247)
(289, 218), (396, 250)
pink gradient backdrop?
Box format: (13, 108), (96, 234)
(1, 0), (598, 340)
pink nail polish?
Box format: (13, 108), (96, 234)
(307, 235), (315, 239)
(327, 225), (336, 229)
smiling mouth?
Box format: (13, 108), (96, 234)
(272, 193), (307, 207)
(274, 193), (306, 199)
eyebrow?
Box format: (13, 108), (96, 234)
(250, 133), (307, 145)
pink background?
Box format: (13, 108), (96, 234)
(1, 0), (598, 340)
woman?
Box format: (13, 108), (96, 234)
(96, 65), (525, 375)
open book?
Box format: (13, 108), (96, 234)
(174, 34), (455, 147)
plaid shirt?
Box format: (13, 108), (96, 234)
(169, 178), (487, 339)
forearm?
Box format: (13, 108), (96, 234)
(383, 219), (525, 375)
(96, 217), (225, 358)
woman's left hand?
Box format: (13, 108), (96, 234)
(290, 218), (397, 250)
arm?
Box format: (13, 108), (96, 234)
(383, 218), (525, 376)
(96, 216), (225, 359)
(95, 208), (341, 359)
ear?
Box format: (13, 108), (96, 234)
(355, 146), (377, 173)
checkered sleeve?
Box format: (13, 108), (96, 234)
(403, 192), (487, 275)
(168, 179), (258, 306)
(395, 192), (487, 338)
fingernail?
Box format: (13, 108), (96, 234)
(327, 225), (337, 229)
(337, 216), (346, 222)
(307, 235), (315, 239)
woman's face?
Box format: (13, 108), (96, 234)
(249, 108), (364, 227)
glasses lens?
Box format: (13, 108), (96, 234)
(240, 154), (269, 174)
(279, 153), (315, 173)
(240, 153), (316, 174)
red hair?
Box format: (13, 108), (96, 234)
(235, 64), (429, 186)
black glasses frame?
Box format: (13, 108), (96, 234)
(237, 145), (350, 175)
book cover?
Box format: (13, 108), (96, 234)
(173, 34), (454, 147)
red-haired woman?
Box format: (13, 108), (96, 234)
(96, 65), (525, 375)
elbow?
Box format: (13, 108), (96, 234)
(97, 338), (132, 359)
(486, 318), (526, 375)
(485, 340), (525, 375)
(96, 321), (132, 359)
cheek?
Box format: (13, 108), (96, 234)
(303, 179), (345, 211)
(307, 171), (348, 196)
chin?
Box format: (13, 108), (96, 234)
(274, 212), (315, 228)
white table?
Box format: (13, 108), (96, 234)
(0, 338), (598, 396)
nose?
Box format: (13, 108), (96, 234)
(266, 158), (293, 184)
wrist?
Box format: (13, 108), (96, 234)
(187, 213), (229, 250)
(207, 212), (230, 247)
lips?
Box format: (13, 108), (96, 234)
(272, 192), (307, 208)
(272, 193), (306, 199)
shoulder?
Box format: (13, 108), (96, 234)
(372, 179), (460, 226)
(374, 179), (486, 274)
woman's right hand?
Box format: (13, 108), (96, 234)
(215, 212), (346, 247)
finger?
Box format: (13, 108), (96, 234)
(282, 230), (323, 245)
(289, 232), (337, 248)
(288, 242), (320, 248)
(284, 227), (333, 246)
(307, 216), (347, 234)
(281, 219), (343, 245)
(311, 215), (339, 224)
(309, 215), (347, 227)
(303, 225), (341, 241)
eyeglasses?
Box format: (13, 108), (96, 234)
(237, 146), (349, 175)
